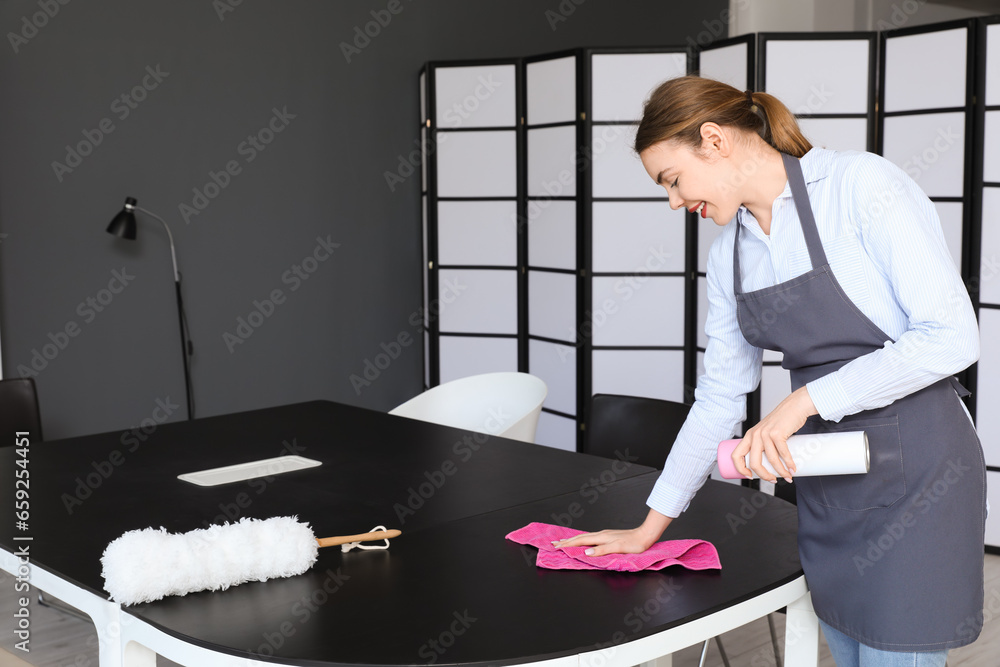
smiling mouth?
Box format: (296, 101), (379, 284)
(689, 201), (707, 217)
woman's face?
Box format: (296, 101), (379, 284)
(639, 139), (743, 226)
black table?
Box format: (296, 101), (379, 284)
(1, 400), (818, 667)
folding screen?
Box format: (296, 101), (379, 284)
(524, 51), (581, 451)
(420, 60), (523, 395)
(423, 51), (693, 452)
(757, 32), (878, 422)
(584, 48), (691, 418)
(973, 16), (1000, 551)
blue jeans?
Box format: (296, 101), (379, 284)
(820, 620), (949, 667)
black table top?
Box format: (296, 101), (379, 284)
(1, 400), (801, 666)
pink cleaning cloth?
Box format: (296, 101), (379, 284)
(506, 522), (721, 572)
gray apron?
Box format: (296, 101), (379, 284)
(733, 152), (987, 651)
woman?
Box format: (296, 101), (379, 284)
(555, 76), (987, 666)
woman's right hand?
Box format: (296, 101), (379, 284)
(551, 508), (673, 557)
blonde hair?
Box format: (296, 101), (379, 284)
(634, 76), (812, 157)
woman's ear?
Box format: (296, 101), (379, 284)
(699, 122), (731, 158)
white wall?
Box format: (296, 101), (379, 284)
(729, 0), (990, 36)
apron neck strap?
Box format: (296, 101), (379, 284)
(781, 151), (828, 270)
(733, 151), (828, 296)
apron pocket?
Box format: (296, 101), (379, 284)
(796, 415), (904, 511)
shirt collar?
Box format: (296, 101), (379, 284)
(736, 147), (832, 231)
(775, 146), (832, 199)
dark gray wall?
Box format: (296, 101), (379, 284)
(0, 0), (726, 440)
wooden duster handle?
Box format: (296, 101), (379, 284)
(316, 529), (401, 548)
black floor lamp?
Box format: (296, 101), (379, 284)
(106, 197), (195, 420)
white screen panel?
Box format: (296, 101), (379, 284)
(591, 53), (687, 122)
(760, 365), (791, 418)
(698, 219), (726, 272)
(592, 125), (666, 199)
(798, 118), (868, 152)
(884, 28), (967, 113)
(592, 350), (685, 403)
(976, 308), (1000, 467)
(987, 471), (1000, 548)
(592, 202), (684, 273)
(988, 24), (1000, 107)
(437, 131), (517, 198)
(435, 64), (516, 128)
(591, 277), (684, 346)
(420, 71), (427, 122)
(697, 276), (708, 349)
(422, 195), (429, 326)
(439, 336), (518, 384)
(534, 411), (577, 452)
(529, 339), (576, 415)
(698, 43), (749, 89)
(881, 113), (965, 198)
(528, 126), (577, 197)
(423, 330), (430, 388)
(438, 201), (517, 266)
(932, 201), (963, 272)
(528, 200), (576, 270)
(437, 269), (517, 334)
(765, 40), (870, 115)
(980, 189), (1000, 305)
(527, 56), (577, 125)
(529, 271), (576, 341)
(984, 111), (1000, 183)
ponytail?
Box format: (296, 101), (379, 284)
(634, 76), (812, 157)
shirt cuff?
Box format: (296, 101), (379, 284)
(645, 476), (693, 518)
(806, 372), (855, 423)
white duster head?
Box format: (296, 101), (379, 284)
(101, 516), (319, 606)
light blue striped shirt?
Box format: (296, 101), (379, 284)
(647, 147), (980, 518)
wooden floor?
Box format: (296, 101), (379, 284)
(1, 555), (998, 666)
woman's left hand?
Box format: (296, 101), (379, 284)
(732, 385), (818, 483)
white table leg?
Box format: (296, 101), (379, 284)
(638, 655), (673, 667)
(784, 591), (819, 667)
(123, 640), (157, 667)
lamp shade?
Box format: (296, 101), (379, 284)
(106, 197), (138, 240)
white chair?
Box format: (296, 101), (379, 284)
(389, 372), (548, 443)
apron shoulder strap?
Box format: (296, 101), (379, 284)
(781, 152), (828, 270)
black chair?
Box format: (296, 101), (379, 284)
(0, 378), (88, 622)
(0, 378), (43, 444)
(584, 393), (691, 469)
